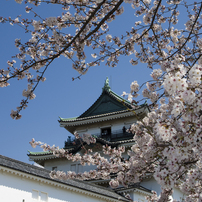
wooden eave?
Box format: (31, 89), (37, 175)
(60, 108), (148, 134)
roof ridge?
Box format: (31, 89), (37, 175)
(0, 154), (130, 201)
(0, 154), (48, 172)
(102, 77), (111, 92)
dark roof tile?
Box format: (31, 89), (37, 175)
(0, 155), (129, 201)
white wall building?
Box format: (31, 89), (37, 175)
(0, 155), (130, 202)
(26, 78), (185, 201)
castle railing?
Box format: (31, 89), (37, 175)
(64, 129), (134, 148)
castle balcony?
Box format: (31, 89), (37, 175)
(64, 129), (134, 149)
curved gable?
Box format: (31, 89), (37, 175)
(79, 90), (129, 118)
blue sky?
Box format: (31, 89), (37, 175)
(0, 0), (153, 164)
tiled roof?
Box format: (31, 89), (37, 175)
(59, 105), (147, 123)
(27, 150), (52, 156)
(114, 183), (152, 194)
(0, 155), (129, 201)
(78, 80), (141, 118)
(59, 78), (148, 123)
(59, 110), (126, 122)
(28, 138), (135, 157)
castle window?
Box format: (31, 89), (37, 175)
(32, 190), (39, 200)
(41, 192), (48, 202)
(101, 127), (111, 136)
(78, 164), (83, 173)
(32, 190), (48, 201)
(71, 164), (76, 172)
(52, 166), (57, 171)
(101, 127), (111, 141)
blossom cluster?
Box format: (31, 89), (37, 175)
(2, 0), (202, 201)
(1, 0), (201, 120)
(123, 61), (202, 201)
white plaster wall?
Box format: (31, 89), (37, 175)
(140, 178), (161, 196)
(172, 187), (185, 202)
(132, 192), (147, 202)
(117, 190), (148, 202)
(44, 158), (71, 171)
(0, 170), (110, 202)
(140, 178), (184, 201)
(44, 140), (132, 173)
(44, 160), (184, 201)
(44, 158), (97, 173)
(76, 116), (137, 137)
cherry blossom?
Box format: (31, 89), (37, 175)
(2, 0), (202, 201)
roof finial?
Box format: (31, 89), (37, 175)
(102, 77), (110, 91)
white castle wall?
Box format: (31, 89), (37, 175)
(44, 157), (97, 173)
(44, 115), (138, 173)
(0, 168), (114, 202)
(76, 116), (137, 137)
(41, 112), (184, 202)
(141, 178), (185, 201)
